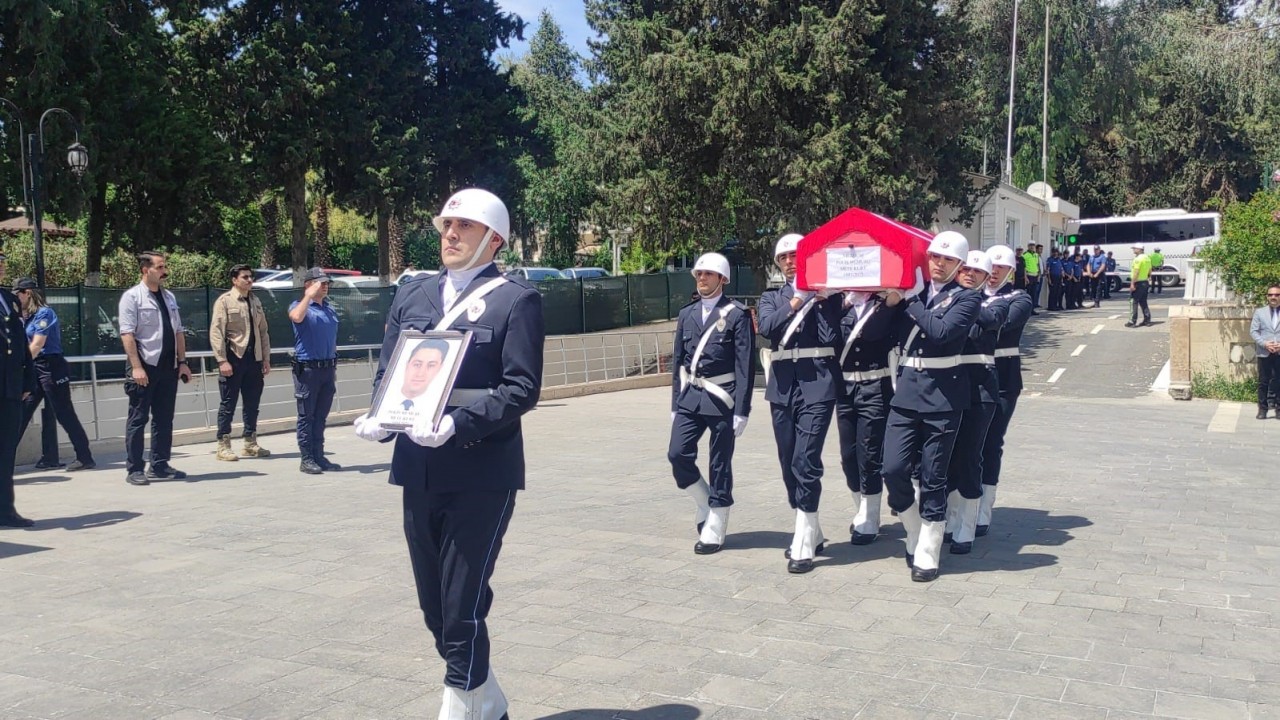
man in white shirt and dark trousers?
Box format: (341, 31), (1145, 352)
(119, 252), (193, 486)
(1250, 284), (1280, 419)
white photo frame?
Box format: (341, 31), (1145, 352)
(370, 330), (471, 431)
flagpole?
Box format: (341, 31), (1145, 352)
(1042, 0), (1050, 186)
(1005, 0), (1021, 183)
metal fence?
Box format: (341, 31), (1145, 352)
(41, 267), (765, 367)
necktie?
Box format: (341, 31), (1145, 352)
(402, 399), (414, 411)
(0, 293), (8, 317)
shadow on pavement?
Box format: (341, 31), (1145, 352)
(14, 474), (71, 485)
(29, 511), (141, 531)
(536, 704), (701, 720)
(720, 529), (791, 553)
(155, 471), (268, 483)
(0, 540), (53, 559)
(958, 506), (1091, 573)
(341, 463), (392, 475)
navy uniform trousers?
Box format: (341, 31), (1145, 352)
(950, 402), (995, 499)
(19, 354), (94, 464)
(836, 378), (891, 497)
(293, 364), (336, 463)
(670, 413), (735, 506)
(981, 394), (1017, 487)
(883, 408), (961, 520)
(770, 389), (834, 513)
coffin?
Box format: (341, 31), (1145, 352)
(796, 207), (932, 291)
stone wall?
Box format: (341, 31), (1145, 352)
(1167, 303), (1255, 399)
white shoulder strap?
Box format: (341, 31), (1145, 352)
(437, 277), (508, 331)
(686, 303), (738, 383)
(781, 296), (817, 348)
(839, 302), (878, 367)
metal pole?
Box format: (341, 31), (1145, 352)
(89, 359), (100, 441)
(1041, 0), (1050, 186)
(27, 132), (46, 288)
(1005, 0), (1021, 183)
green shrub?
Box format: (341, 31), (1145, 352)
(1200, 190), (1280, 304)
(1, 234), (231, 287)
(1191, 371), (1258, 402)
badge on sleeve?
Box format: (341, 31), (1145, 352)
(716, 317), (726, 332)
(467, 299), (486, 323)
(37, 320), (48, 329)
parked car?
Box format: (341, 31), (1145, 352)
(506, 266), (563, 282)
(560, 267), (610, 280)
(396, 269), (438, 286)
(330, 276), (386, 288)
(254, 268), (290, 282)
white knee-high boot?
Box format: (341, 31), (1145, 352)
(977, 485), (997, 532)
(913, 519), (945, 582)
(852, 492), (882, 541)
(899, 503), (923, 561)
(685, 479), (711, 532)
(438, 671), (508, 720)
(696, 506), (730, 553)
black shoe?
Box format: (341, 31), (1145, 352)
(1140, 320), (1152, 327)
(943, 532), (953, 544)
(1124, 321), (1137, 328)
(33, 459), (64, 470)
(147, 465), (187, 480)
(784, 541), (825, 559)
(950, 541), (972, 555)
(0, 511), (35, 528)
(694, 541), (723, 555)
(300, 458), (324, 475)
(67, 460), (96, 472)
(787, 558), (815, 574)
(1259, 409), (1269, 420)
(905, 552), (914, 569)
(975, 524), (989, 537)
(912, 566), (939, 582)
(849, 531), (877, 546)
(126, 472), (150, 486)
(316, 457), (342, 471)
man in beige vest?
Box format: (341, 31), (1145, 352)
(209, 264), (272, 460)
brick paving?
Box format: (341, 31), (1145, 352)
(2, 381), (1277, 719)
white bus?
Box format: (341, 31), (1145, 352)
(1065, 208), (1220, 273)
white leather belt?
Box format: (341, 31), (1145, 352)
(771, 347), (835, 362)
(844, 368), (893, 383)
(994, 348), (1020, 357)
(679, 367), (735, 410)
(900, 355), (962, 370)
(959, 354), (996, 365)
(446, 388), (495, 406)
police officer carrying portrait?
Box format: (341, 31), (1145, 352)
(881, 231), (981, 582)
(210, 264), (272, 461)
(835, 286), (901, 546)
(14, 278), (96, 471)
(0, 253), (37, 527)
(944, 251), (1007, 555)
(668, 252), (754, 554)
(119, 251), (194, 486)
(353, 188), (543, 720)
(978, 245), (1033, 536)
(289, 267), (341, 474)
(756, 233), (843, 573)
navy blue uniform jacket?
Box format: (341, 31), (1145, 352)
(756, 285), (842, 405)
(837, 296), (901, 392)
(891, 282), (982, 414)
(993, 287), (1034, 396)
(963, 294), (1010, 405)
(0, 289), (35, 401)
(670, 296), (754, 417)
(375, 267), (545, 493)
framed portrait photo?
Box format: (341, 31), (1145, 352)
(370, 330), (472, 431)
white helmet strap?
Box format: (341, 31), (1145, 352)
(460, 228), (497, 271)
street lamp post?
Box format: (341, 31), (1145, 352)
(0, 99), (89, 289)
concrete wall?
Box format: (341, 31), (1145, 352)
(1166, 304), (1256, 399)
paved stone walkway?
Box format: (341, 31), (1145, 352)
(2, 383), (1277, 719)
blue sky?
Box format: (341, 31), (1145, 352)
(497, 0), (595, 60)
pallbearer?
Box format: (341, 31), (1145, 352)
(668, 253), (754, 554)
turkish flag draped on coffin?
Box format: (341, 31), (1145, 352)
(796, 207), (933, 292)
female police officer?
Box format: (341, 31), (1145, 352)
(14, 279), (95, 471)
(353, 188), (543, 719)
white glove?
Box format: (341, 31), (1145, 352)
(353, 413), (390, 442)
(406, 413), (456, 448)
(904, 267), (926, 299)
(794, 289), (816, 303)
(732, 415), (748, 437)
(816, 287), (838, 299)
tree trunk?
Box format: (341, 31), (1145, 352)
(260, 195), (278, 268)
(284, 168), (310, 284)
(388, 211), (405, 279)
(314, 194), (331, 267)
(376, 197), (391, 283)
(85, 180), (107, 287)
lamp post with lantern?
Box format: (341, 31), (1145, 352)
(0, 99), (89, 289)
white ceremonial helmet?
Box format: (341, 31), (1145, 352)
(927, 231), (969, 262)
(691, 252), (731, 282)
(774, 233), (803, 258)
(987, 244), (1016, 269)
(962, 250), (993, 275)
(433, 188), (510, 243)
(1131, 242), (1145, 251)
